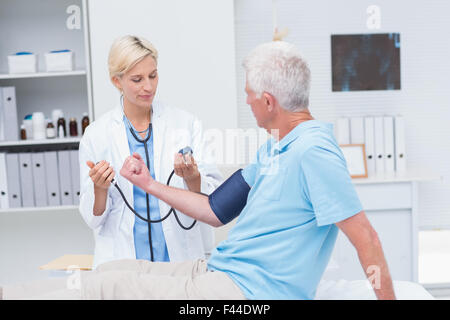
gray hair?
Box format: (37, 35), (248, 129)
(243, 41), (311, 112)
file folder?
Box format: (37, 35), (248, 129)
(394, 115), (407, 173)
(0, 153), (9, 209)
(373, 116), (385, 175)
(383, 116), (395, 173)
(336, 118), (350, 145)
(0, 87), (19, 141)
(350, 117), (365, 144)
(19, 153), (35, 207)
(57, 150), (73, 205)
(70, 149), (80, 205)
(31, 152), (48, 207)
(5, 153), (21, 207)
(44, 151), (61, 206)
(364, 117), (376, 176)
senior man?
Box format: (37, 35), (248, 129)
(117, 41), (395, 300)
(1, 41), (395, 300)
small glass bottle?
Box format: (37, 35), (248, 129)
(57, 117), (66, 138)
(69, 118), (78, 137)
(20, 124), (27, 140)
(46, 120), (56, 139)
(81, 112), (90, 135)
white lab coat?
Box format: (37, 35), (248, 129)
(78, 101), (223, 268)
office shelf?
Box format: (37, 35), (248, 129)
(0, 205), (78, 214)
(0, 137), (81, 147)
(0, 70), (87, 80)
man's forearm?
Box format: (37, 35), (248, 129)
(337, 212), (396, 300)
(357, 241), (396, 300)
(146, 180), (222, 227)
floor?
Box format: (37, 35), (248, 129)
(418, 229), (450, 299)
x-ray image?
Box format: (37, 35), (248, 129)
(331, 33), (401, 92)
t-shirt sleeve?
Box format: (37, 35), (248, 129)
(241, 160), (258, 187)
(301, 145), (363, 226)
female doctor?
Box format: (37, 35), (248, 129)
(78, 35), (223, 268)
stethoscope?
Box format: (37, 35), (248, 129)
(110, 96), (197, 261)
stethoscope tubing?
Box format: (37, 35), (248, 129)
(116, 120), (197, 230)
(116, 97), (197, 261)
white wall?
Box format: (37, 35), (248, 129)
(235, 0), (450, 229)
(0, 209), (93, 285)
(87, 0), (237, 130)
(0, 0), (86, 73)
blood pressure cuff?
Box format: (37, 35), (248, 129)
(208, 169), (250, 225)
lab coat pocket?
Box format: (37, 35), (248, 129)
(109, 184), (122, 205)
(99, 195), (122, 237)
(259, 167), (287, 201)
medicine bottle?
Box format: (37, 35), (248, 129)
(69, 118), (78, 137)
(20, 124), (27, 140)
(57, 117), (66, 138)
(81, 112), (90, 135)
(46, 120), (56, 139)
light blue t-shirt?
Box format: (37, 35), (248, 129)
(207, 120), (363, 299)
(124, 117), (170, 262)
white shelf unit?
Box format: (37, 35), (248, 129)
(0, 0), (93, 208)
(0, 1), (95, 286)
(0, 0), (91, 216)
(0, 0), (93, 132)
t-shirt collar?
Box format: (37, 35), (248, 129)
(272, 120), (323, 153)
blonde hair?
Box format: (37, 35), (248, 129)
(108, 35), (158, 81)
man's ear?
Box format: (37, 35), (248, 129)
(263, 92), (277, 112)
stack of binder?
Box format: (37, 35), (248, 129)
(335, 115), (407, 176)
(0, 149), (80, 210)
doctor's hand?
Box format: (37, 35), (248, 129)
(174, 152), (201, 193)
(173, 153), (200, 183)
(86, 160), (115, 190)
(120, 152), (154, 192)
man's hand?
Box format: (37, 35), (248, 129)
(120, 152), (154, 192)
(120, 152), (221, 227)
